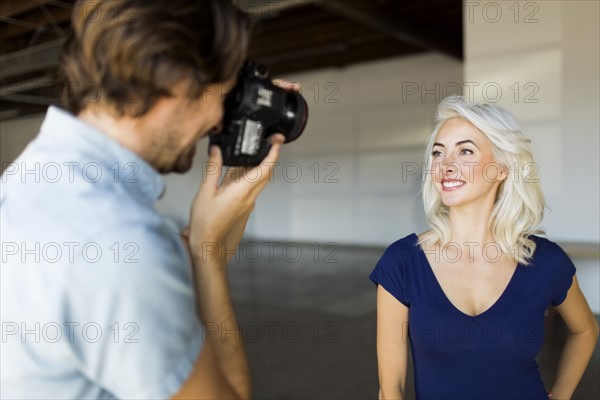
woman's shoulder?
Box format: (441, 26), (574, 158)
(386, 232), (421, 250)
(528, 234), (572, 261)
(515, 235), (575, 278)
(380, 232), (423, 261)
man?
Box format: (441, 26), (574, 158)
(0, 1), (296, 398)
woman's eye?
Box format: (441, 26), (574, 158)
(459, 148), (474, 155)
(431, 150), (443, 157)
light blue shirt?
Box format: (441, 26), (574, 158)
(1, 106), (203, 399)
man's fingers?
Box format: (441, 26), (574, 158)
(248, 142), (282, 194)
(222, 142), (282, 195)
(203, 145), (222, 190)
(223, 166), (251, 185)
(263, 142), (282, 167)
(215, 140), (283, 202)
(268, 133), (286, 145)
(272, 79), (302, 93)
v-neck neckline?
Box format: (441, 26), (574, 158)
(412, 233), (521, 319)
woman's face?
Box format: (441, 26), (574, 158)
(430, 118), (506, 209)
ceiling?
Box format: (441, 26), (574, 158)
(0, 0), (462, 119)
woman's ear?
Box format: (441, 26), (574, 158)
(497, 165), (509, 182)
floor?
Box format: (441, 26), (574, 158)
(228, 242), (600, 400)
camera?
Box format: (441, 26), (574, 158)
(209, 61), (308, 166)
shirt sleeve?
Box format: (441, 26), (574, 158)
(369, 240), (410, 307)
(65, 218), (203, 399)
(548, 243), (577, 307)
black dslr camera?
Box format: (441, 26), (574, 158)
(209, 61), (308, 166)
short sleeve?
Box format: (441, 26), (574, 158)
(548, 244), (577, 307)
(65, 219), (203, 398)
(369, 240), (410, 307)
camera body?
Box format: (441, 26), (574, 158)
(209, 61), (308, 166)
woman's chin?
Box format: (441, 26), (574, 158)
(440, 194), (467, 208)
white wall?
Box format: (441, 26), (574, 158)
(464, 0), (600, 313)
(238, 53), (463, 245)
(464, 0), (599, 243)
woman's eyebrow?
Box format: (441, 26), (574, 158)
(433, 139), (479, 149)
(456, 139), (479, 149)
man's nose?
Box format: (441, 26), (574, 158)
(209, 121), (224, 135)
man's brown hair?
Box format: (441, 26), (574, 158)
(58, 0), (251, 117)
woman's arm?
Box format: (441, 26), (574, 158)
(376, 285), (410, 400)
(550, 276), (599, 400)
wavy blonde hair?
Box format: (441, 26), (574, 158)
(418, 96), (545, 265)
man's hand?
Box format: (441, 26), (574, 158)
(186, 80), (301, 268)
(187, 142), (280, 267)
(177, 79), (302, 400)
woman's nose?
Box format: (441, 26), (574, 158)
(442, 160), (460, 178)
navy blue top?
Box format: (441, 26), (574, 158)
(370, 233), (576, 400)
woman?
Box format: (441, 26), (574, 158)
(370, 96), (599, 400)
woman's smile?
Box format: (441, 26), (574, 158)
(441, 179), (466, 191)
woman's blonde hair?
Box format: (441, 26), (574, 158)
(418, 96), (545, 265)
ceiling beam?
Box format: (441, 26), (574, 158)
(267, 37), (423, 75)
(0, 38), (64, 80)
(0, 93), (55, 106)
(233, 0), (316, 19)
(318, 0), (462, 59)
(0, 5), (71, 39)
(0, 0), (50, 19)
(0, 102), (48, 120)
(0, 76), (55, 95)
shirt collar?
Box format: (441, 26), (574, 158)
(39, 106), (166, 203)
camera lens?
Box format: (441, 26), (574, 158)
(255, 65), (269, 79)
(214, 61), (309, 166)
(283, 91), (308, 143)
